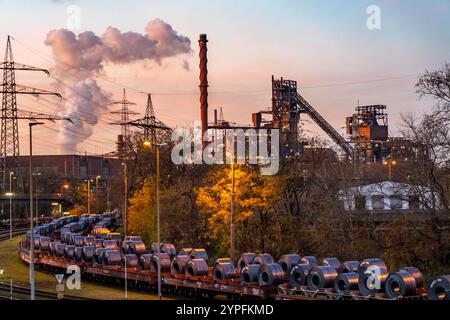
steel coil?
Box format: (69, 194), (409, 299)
(215, 258), (233, 266)
(121, 240), (133, 254)
(385, 270), (417, 298)
(428, 275), (450, 300)
(178, 248), (193, 256)
(307, 266), (338, 290)
(213, 263), (235, 281)
(75, 247), (83, 261)
(139, 254), (153, 270)
(400, 266), (424, 288)
(186, 259), (209, 277)
(358, 266), (389, 296)
(102, 250), (122, 266)
(190, 248), (209, 261)
(151, 253), (172, 272)
(300, 256), (318, 266)
(94, 248), (108, 264)
(358, 258), (387, 275)
(122, 254), (139, 268)
(289, 264), (313, 288)
(49, 241), (60, 256)
(278, 254), (300, 275)
(339, 261), (360, 274)
(103, 240), (118, 250)
(240, 264), (261, 284)
(160, 243), (177, 258)
(74, 236), (84, 247)
(334, 272), (359, 294)
(55, 243), (66, 257)
(33, 236), (41, 250)
(64, 245), (76, 260)
(253, 254), (274, 266)
(170, 255), (191, 275)
(38, 237), (50, 251)
(83, 236), (95, 246)
(150, 243), (161, 254)
(237, 253), (256, 271)
(131, 241), (146, 255)
(259, 263), (285, 286)
(94, 239), (104, 248)
(319, 257), (341, 271)
(82, 246), (95, 262)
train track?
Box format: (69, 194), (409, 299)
(0, 282), (94, 300)
(0, 228), (28, 241)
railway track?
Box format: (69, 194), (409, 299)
(0, 282), (94, 300)
(0, 228), (28, 241)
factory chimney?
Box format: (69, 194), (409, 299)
(199, 34), (209, 148)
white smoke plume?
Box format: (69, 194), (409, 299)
(45, 19), (192, 153)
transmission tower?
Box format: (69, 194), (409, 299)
(144, 94), (157, 146)
(109, 89), (137, 158)
(0, 35), (62, 192)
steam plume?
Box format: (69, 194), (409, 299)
(45, 19), (192, 153)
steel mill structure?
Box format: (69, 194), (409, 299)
(16, 213), (450, 300)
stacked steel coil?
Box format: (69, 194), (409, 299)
(334, 272), (359, 294)
(237, 253), (256, 272)
(307, 266), (338, 290)
(357, 259), (389, 296)
(400, 266), (424, 289)
(151, 253), (172, 272)
(178, 248), (193, 256)
(289, 264), (313, 288)
(190, 248), (209, 261)
(75, 247), (83, 261)
(385, 270), (417, 298)
(82, 246), (95, 262)
(259, 263), (284, 286)
(83, 236), (95, 246)
(102, 250), (122, 266)
(122, 254), (139, 268)
(55, 243), (66, 257)
(38, 237), (50, 251)
(253, 254), (274, 265)
(170, 255), (191, 275)
(240, 264), (260, 284)
(139, 254), (153, 270)
(339, 261), (360, 274)
(213, 263), (235, 281)
(428, 275), (450, 300)
(150, 243), (161, 254)
(278, 254), (301, 275)
(300, 256), (318, 266)
(130, 241), (146, 255)
(103, 240), (118, 250)
(186, 259), (209, 277)
(214, 258), (233, 266)
(49, 241), (60, 256)
(121, 240), (133, 254)
(319, 258), (341, 271)
(94, 239), (104, 248)
(74, 236), (84, 247)
(160, 244), (177, 258)
(94, 248), (108, 264)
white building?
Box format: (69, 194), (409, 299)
(339, 181), (439, 211)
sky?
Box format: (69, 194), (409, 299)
(0, 0), (449, 155)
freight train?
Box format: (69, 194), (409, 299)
(19, 213), (450, 300)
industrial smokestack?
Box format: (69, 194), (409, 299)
(199, 34), (209, 147)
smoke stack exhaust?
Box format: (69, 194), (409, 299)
(199, 34), (208, 147)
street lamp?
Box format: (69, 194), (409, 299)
(6, 171), (14, 241)
(143, 141), (167, 300)
(226, 152), (236, 263)
(383, 159), (397, 180)
(29, 121), (44, 301)
(84, 179), (94, 215)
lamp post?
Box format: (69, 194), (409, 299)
(383, 159), (397, 180)
(230, 162), (235, 263)
(6, 172), (14, 241)
(95, 175), (101, 214)
(29, 122), (44, 301)
(143, 141), (167, 300)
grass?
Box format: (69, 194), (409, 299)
(0, 236), (166, 300)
